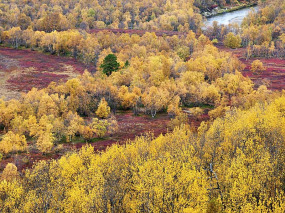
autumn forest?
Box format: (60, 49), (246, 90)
(0, 0), (285, 212)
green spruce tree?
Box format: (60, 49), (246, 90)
(100, 54), (120, 76)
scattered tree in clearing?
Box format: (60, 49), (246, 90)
(90, 118), (109, 138)
(100, 54), (120, 76)
(251, 60), (266, 74)
(1, 163), (18, 181)
(96, 98), (111, 118)
(224, 32), (241, 49)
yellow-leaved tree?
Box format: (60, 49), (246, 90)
(1, 163), (18, 181)
(29, 115), (55, 153)
(251, 59), (266, 74)
(167, 95), (181, 117)
(96, 98), (111, 118)
(0, 131), (27, 154)
(224, 32), (241, 49)
(64, 111), (84, 142)
(36, 131), (55, 153)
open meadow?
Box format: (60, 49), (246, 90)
(0, 47), (95, 99)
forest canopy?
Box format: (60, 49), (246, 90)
(0, 0), (285, 212)
(2, 96), (285, 211)
(0, 0), (258, 32)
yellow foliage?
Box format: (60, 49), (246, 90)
(36, 131), (54, 153)
(167, 95), (181, 117)
(251, 59), (266, 74)
(0, 1), (284, 210)
(96, 98), (110, 118)
(191, 107), (204, 117)
(0, 131), (27, 154)
(1, 163), (18, 181)
(224, 32), (241, 49)
(90, 118), (109, 138)
(65, 111), (84, 142)
(80, 125), (94, 141)
(0, 180), (24, 212)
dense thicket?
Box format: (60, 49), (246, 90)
(1, 96), (285, 212)
(0, 0), (257, 33)
(0, 0), (203, 32)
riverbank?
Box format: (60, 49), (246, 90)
(203, 2), (258, 18)
(203, 4), (259, 28)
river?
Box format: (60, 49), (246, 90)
(204, 6), (259, 28)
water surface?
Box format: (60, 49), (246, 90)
(204, 6), (258, 27)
